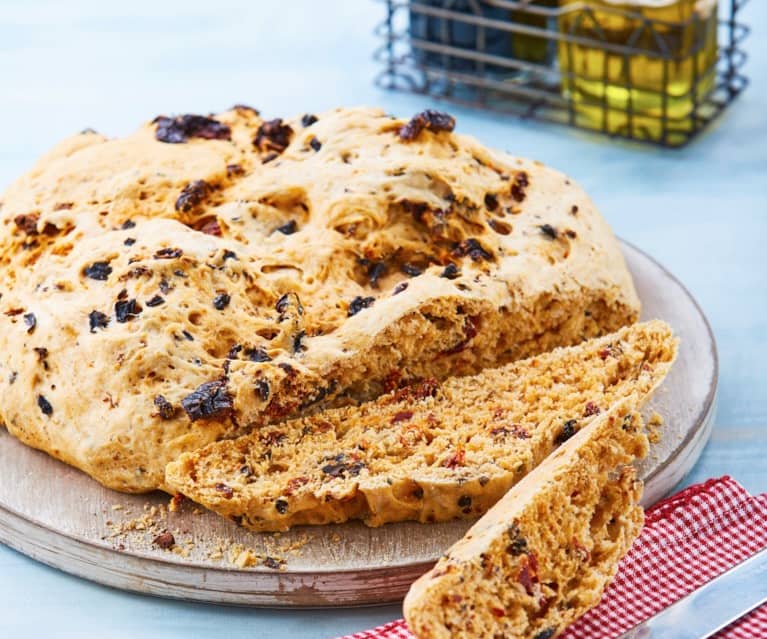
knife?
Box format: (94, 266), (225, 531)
(617, 547), (767, 639)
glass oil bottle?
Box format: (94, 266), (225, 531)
(558, 0), (719, 143)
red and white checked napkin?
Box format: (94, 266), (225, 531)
(336, 476), (767, 639)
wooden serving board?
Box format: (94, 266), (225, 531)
(0, 240), (717, 607)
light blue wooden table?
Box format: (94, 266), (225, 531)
(0, 1), (764, 637)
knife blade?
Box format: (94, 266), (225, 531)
(617, 547), (767, 639)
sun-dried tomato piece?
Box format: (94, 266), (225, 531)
(491, 424), (530, 439)
(389, 378), (440, 403)
(181, 380), (233, 421)
(254, 119), (293, 154)
(215, 483), (234, 499)
(153, 531), (175, 549)
(584, 401), (601, 417)
(175, 180), (211, 213)
(14, 213), (40, 235)
(154, 114), (231, 144)
(391, 410), (414, 424)
(443, 316), (479, 356)
(399, 110), (456, 141)
(511, 171), (530, 202)
(443, 449), (465, 469)
(199, 218), (222, 236)
(517, 553), (539, 596)
(285, 476), (310, 495)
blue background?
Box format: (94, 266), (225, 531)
(0, 1), (765, 637)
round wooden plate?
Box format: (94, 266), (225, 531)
(0, 240), (717, 607)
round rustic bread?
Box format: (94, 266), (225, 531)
(0, 106), (639, 492)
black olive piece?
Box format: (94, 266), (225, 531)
(115, 299), (142, 323)
(540, 224), (558, 240)
(213, 293), (231, 310)
(153, 395), (175, 419)
(348, 296), (375, 317)
(23, 312), (36, 334)
(84, 261), (112, 281)
(37, 394), (53, 416)
(276, 220), (297, 235)
(181, 380), (233, 421)
(88, 310), (109, 332)
(255, 379), (271, 402)
(440, 263), (460, 280)
(556, 419), (578, 444)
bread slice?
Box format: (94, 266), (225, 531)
(165, 320), (676, 531)
(403, 400), (647, 639)
(0, 106), (639, 492)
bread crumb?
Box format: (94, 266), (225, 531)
(648, 412), (664, 444)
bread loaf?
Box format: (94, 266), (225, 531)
(0, 106), (639, 491)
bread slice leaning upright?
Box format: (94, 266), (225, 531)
(165, 320), (676, 531)
(404, 399), (651, 639)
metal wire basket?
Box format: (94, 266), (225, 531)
(375, 0), (750, 147)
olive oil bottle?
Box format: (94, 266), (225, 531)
(511, 0), (559, 66)
(558, 0), (718, 142)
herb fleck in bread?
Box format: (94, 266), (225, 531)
(165, 321), (675, 531)
(0, 106), (639, 492)
(403, 401), (648, 639)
